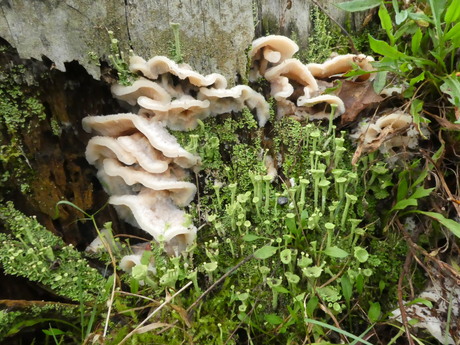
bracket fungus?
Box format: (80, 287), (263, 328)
(297, 94), (346, 120)
(306, 54), (375, 81)
(129, 55), (228, 89)
(247, 36), (375, 121)
(249, 35), (299, 80)
(83, 50), (271, 258)
(264, 59), (319, 101)
(111, 78), (172, 105)
(137, 95), (211, 131)
(198, 85), (270, 127)
(83, 111), (200, 255)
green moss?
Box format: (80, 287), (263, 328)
(0, 202), (106, 303)
(0, 64), (47, 194)
(300, 5), (349, 63)
(0, 303), (80, 339)
(0, 65), (46, 134)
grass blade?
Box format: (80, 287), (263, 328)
(304, 318), (373, 345)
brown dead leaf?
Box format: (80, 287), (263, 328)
(430, 114), (460, 131)
(0, 299), (77, 309)
(337, 80), (384, 125)
(134, 322), (172, 334)
(170, 303), (192, 327)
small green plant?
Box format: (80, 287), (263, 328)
(339, 0), (460, 125)
(0, 202), (110, 342)
(165, 100), (406, 343)
(107, 30), (137, 86)
(170, 22), (184, 63)
(0, 63), (47, 194)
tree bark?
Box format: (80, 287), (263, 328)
(0, 0), (363, 81)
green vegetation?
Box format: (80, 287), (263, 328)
(0, 202), (108, 342)
(106, 30), (137, 86)
(0, 63), (46, 194)
(0, 202), (106, 302)
(302, 4), (349, 63)
(1, 1), (460, 344)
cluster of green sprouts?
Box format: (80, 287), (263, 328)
(147, 109), (397, 343)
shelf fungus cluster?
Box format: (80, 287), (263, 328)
(249, 35), (374, 120)
(83, 51), (271, 257)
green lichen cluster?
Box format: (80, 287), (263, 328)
(0, 63), (46, 194)
(0, 202), (106, 303)
(156, 101), (406, 343)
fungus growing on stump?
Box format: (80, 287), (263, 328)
(249, 35), (299, 80)
(83, 53), (269, 257)
(83, 36), (382, 262)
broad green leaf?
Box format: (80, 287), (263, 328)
(42, 328), (67, 336)
(406, 298), (433, 308)
(391, 198), (418, 211)
(7, 318), (79, 337)
(411, 28), (423, 55)
(242, 233), (261, 242)
(323, 246), (349, 258)
(412, 57), (438, 69)
(410, 187), (434, 199)
(254, 245), (278, 259)
(368, 302), (381, 322)
(273, 285), (290, 294)
(369, 35), (408, 59)
(265, 313), (284, 325)
(306, 296), (319, 317)
(395, 9), (409, 25)
(445, 22), (460, 41)
(428, 0), (447, 36)
(373, 70), (387, 94)
(432, 143), (445, 163)
(445, 0), (460, 25)
(379, 4), (394, 45)
(341, 275), (352, 307)
(409, 71), (425, 86)
(411, 169), (429, 188)
(336, 0), (381, 12)
(440, 76), (460, 107)
(396, 171), (409, 201)
(414, 211), (460, 238)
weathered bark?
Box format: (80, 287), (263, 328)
(0, 0), (363, 82)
